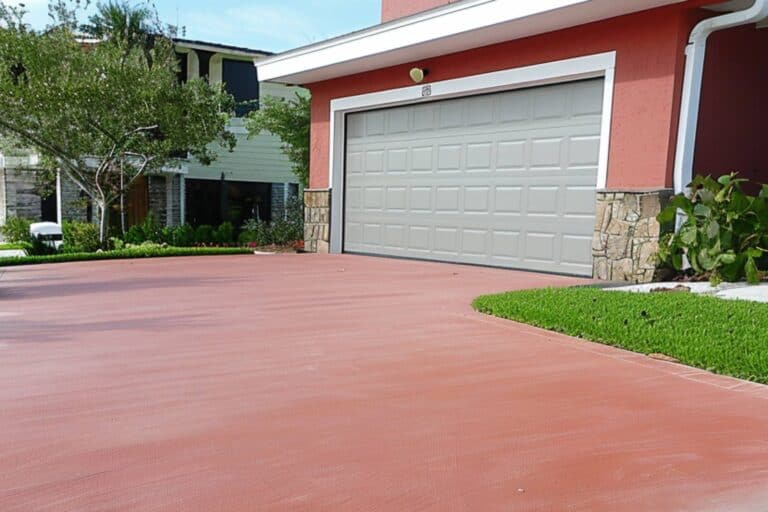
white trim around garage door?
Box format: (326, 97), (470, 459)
(328, 51), (617, 253)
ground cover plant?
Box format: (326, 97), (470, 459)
(474, 286), (768, 383)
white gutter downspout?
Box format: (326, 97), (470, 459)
(673, 0), (768, 195)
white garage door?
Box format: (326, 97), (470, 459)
(343, 79), (604, 276)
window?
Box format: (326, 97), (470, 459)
(222, 59), (259, 117)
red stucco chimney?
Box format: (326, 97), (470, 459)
(381, 0), (456, 22)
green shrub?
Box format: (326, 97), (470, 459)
(0, 217), (32, 244)
(62, 221), (101, 253)
(160, 224), (195, 247)
(0, 246), (252, 267)
(657, 173), (768, 284)
(124, 224), (145, 245)
(140, 213), (162, 243)
(238, 198), (304, 247)
(110, 237), (125, 250)
(239, 218), (271, 246)
(214, 222), (234, 245)
(29, 236), (57, 256)
(194, 224), (215, 244)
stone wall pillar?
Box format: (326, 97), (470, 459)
(304, 188), (330, 253)
(60, 175), (90, 223)
(592, 189), (673, 283)
(1, 164), (42, 221)
(146, 174), (182, 227)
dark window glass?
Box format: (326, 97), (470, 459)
(222, 59), (259, 117)
(175, 52), (188, 83)
(40, 193), (58, 222)
(186, 178), (271, 228)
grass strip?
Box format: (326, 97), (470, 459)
(473, 286), (768, 384)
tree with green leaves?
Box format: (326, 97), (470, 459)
(0, 1), (236, 242)
(82, 1), (154, 47)
(246, 93), (310, 188)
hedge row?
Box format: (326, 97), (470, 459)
(0, 246), (252, 267)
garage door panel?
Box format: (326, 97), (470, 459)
(437, 145), (462, 171)
(344, 79), (603, 276)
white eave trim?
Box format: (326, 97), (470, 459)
(257, 0), (684, 84)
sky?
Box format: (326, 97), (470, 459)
(8, 0), (381, 53)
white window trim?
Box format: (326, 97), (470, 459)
(327, 51), (617, 253)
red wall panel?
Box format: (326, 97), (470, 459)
(307, 3), (711, 191)
(694, 25), (768, 186)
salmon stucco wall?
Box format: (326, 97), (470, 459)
(307, 3), (711, 192)
(694, 25), (768, 186)
(381, 0), (453, 22)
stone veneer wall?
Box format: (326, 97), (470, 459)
(0, 162), (89, 232)
(148, 174), (182, 227)
(304, 189), (330, 253)
(592, 189), (673, 283)
(60, 176), (90, 223)
(0, 166), (43, 222)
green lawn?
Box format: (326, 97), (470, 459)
(0, 246), (252, 267)
(473, 287), (768, 384)
(0, 243), (29, 251)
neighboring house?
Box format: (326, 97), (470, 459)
(257, 0), (767, 282)
(0, 38), (303, 240)
(128, 38), (304, 230)
(0, 153), (92, 236)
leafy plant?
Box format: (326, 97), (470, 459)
(62, 221), (100, 253)
(166, 224), (195, 247)
(139, 213), (162, 243)
(238, 219), (270, 246)
(214, 222), (234, 245)
(194, 224), (215, 245)
(0, 217), (32, 244)
(124, 224), (145, 245)
(657, 173), (768, 284)
(238, 197), (304, 247)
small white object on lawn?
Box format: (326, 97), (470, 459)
(606, 282), (768, 303)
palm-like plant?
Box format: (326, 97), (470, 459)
(82, 1), (156, 48)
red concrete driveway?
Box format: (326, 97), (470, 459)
(1, 254), (768, 511)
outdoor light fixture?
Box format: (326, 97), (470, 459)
(409, 67), (429, 83)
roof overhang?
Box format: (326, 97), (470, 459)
(174, 39), (272, 59)
(257, 0), (687, 85)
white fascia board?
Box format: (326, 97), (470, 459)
(258, 0), (587, 82)
(257, 0), (684, 84)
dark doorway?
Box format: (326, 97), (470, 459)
(125, 176), (149, 228)
(40, 193), (58, 222)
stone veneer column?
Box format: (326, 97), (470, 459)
(148, 175), (168, 226)
(303, 189), (330, 253)
(592, 189), (674, 283)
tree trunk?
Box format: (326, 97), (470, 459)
(98, 201), (110, 246)
(120, 167), (126, 236)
